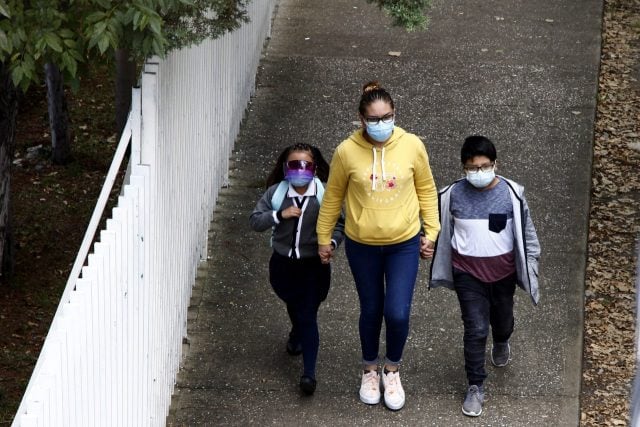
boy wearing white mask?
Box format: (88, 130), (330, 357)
(430, 135), (541, 417)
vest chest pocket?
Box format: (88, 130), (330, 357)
(488, 213), (507, 233)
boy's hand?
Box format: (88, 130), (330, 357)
(318, 244), (333, 264)
(420, 235), (435, 259)
(280, 206), (302, 219)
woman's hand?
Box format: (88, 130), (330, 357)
(318, 244), (334, 264)
(420, 235), (435, 259)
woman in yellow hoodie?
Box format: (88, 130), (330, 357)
(316, 81), (440, 410)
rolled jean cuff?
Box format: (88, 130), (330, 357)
(384, 357), (401, 367)
(362, 357), (379, 367)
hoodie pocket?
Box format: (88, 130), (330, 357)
(354, 205), (412, 241)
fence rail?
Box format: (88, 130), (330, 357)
(13, 1), (275, 424)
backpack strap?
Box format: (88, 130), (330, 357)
(314, 177), (324, 203)
(270, 180), (289, 211)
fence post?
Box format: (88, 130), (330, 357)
(131, 87), (142, 166)
(141, 61), (159, 168)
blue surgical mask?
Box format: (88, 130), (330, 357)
(366, 120), (394, 143)
(466, 169), (496, 188)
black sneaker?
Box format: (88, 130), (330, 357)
(491, 342), (511, 367)
(300, 375), (316, 395)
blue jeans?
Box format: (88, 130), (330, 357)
(345, 233), (420, 366)
(453, 268), (516, 386)
(269, 252), (331, 378)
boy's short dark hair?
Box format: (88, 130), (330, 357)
(461, 135), (497, 164)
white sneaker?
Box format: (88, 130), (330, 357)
(382, 370), (405, 410)
(359, 370), (381, 405)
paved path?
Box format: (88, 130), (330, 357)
(167, 0), (603, 425)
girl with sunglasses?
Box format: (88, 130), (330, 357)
(316, 81), (440, 410)
(249, 143), (344, 396)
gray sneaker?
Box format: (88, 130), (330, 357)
(491, 342), (511, 367)
(462, 385), (484, 417)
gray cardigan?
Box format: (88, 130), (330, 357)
(249, 182), (345, 258)
(429, 176), (541, 305)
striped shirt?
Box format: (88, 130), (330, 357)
(450, 178), (516, 283)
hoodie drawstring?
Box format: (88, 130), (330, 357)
(371, 147), (377, 191)
(381, 147), (387, 182)
(371, 146), (387, 192)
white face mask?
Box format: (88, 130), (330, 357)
(466, 169), (495, 188)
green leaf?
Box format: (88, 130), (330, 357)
(97, 34), (110, 53)
(84, 11), (106, 25)
(0, 29), (9, 53)
(122, 8), (135, 24)
(133, 11), (141, 27)
(35, 37), (47, 52)
(149, 17), (161, 35)
(19, 78), (31, 92)
(151, 38), (162, 56)
(94, 21), (107, 34)
(142, 37), (151, 56)
(62, 51), (77, 77)
(139, 15), (148, 31)
(64, 38), (77, 49)
(11, 64), (23, 87)
(22, 53), (35, 72)
(12, 28), (26, 46)
(0, 1), (9, 18)
(58, 29), (75, 39)
(21, 56), (36, 81)
(44, 32), (64, 52)
(135, 4), (157, 17)
(87, 37), (96, 50)
(69, 48), (84, 62)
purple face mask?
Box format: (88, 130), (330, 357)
(284, 159), (316, 187)
(285, 169), (314, 187)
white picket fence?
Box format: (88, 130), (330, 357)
(12, 1), (276, 425)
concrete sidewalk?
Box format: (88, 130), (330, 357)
(167, 0), (602, 425)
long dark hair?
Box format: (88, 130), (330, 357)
(265, 143), (330, 188)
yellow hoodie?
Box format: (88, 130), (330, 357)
(317, 126), (440, 246)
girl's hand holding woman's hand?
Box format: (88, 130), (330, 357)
(420, 235), (435, 259)
(318, 244), (333, 264)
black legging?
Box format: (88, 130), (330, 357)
(269, 251), (331, 378)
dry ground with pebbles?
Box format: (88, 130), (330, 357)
(581, 0), (640, 425)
